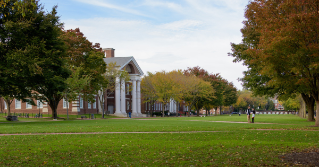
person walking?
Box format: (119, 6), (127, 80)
(247, 106), (251, 123)
(252, 108), (256, 123)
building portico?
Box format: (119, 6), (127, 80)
(103, 48), (145, 117)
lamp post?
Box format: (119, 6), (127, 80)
(66, 94), (69, 120)
(38, 101), (40, 118)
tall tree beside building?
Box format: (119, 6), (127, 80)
(141, 72), (158, 117)
(61, 28), (108, 104)
(0, 0), (62, 116)
(229, 0), (319, 123)
(149, 70), (185, 117)
(35, 27), (109, 119)
(184, 67), (237, 116)
(29, 6), (71, 119)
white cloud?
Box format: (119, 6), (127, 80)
(74, 0), (150, 17)
(142, 0), (184, 13)
(62, 0), (248, 89)
(161, 20), (202, 31)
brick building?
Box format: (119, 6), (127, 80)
(0, 48), (188, 117)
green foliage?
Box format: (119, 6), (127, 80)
(265, 99), (275, 111)
(233, 90), (268, 111)
(0, 0), (46, 113)
(0, 0), (71, 118)
(229, 0), (319, 126)
(282, 96), (301, 111)
(61, 28), (107, 103)
(184, 67), (237, 115)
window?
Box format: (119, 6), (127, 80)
(37, 100), (43, 109)
(80, 97), (83, 109)
(126, 84), (129, 95)
(88, 102), (91, 109)
(26, 102), (32, 109)
(126, 65), (132, 73)
(4, 102), (7, 109)
(63, 98), (69, 108)
(15, 99), (21, 109)
(127, 101), (130, 110)
(93, 101), (96, 109)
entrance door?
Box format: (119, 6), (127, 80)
(108, 105), (114, 114)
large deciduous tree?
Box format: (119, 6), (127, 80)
(229, 0), (319, 124)
(141, 72), (158, 117)
(61, 28), (107, 104)
(0, 0), (67, 116)
(184, 67), (237, 116)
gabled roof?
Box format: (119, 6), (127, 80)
(103, 56), (144, 76)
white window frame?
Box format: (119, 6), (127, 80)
(88, 102), (91, 109)
(93, 101), (96, 109)
(63, 98), (69, 108)
(127, 100), (130, 110)
(26, 101), (32, 109)
(80, 97), (83, 109)
(37, 100), (43, 109)
(15, 99), (21, 109)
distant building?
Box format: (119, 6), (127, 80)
(270, 96), (284, 110)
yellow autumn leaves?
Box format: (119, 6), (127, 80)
(141, 70), (214, 113)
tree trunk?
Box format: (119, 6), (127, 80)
(215, 107), (218, 116)
(48, 99), (59, 119)
(196, 109), (200, 116)
(315, 101), (319, 126)
(188, 106), (191, 117)
(176, 101), (178, 117)
(299, 99), (306, 118)
(5, 99), (11, 116)
(306, 100), (315, 121)
(196, 107), (199, 117)
(301, 94), (315, 121)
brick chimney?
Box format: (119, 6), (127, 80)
(103, 48), (115, 58)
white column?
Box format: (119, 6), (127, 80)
(137, 80), (141, 114)
(121, 79), (126, 114)
(132, 79), (137, 115)
(115, 77), (121, 114)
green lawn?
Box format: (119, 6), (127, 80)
(0, 114), (318, 166)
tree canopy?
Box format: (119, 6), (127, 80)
(229, 0), (319, 125)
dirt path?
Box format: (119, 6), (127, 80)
(0, 131), (224, 136)
(207, 121), (275, 124)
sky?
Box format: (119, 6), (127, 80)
(40, 0), (249, 90)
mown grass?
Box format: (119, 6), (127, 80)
(0, 114), (317, 134)
(0, 114), (318, 166)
